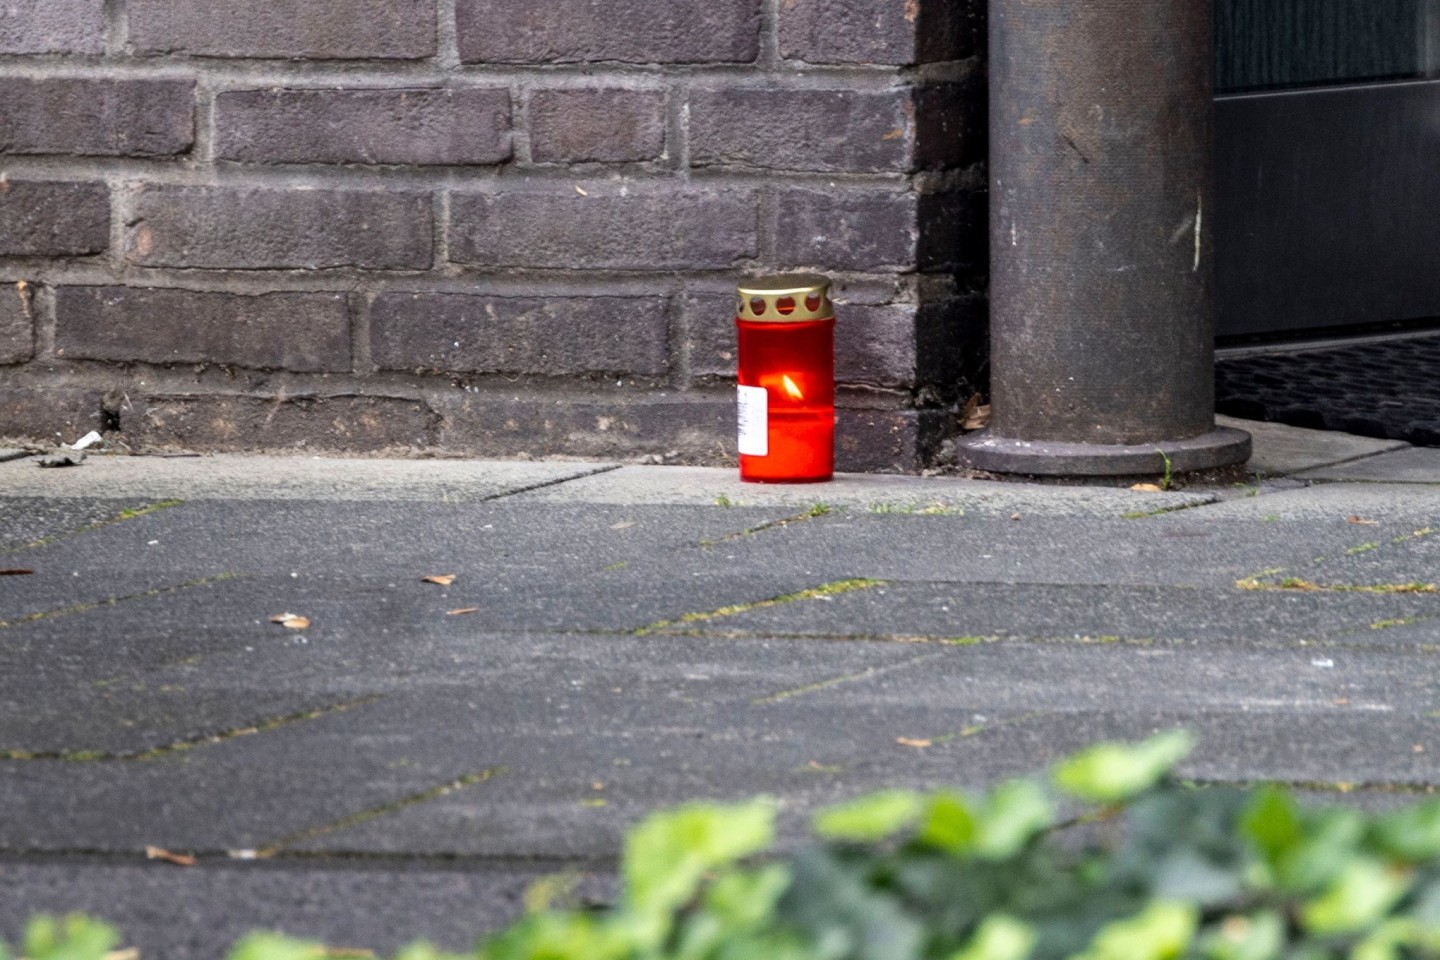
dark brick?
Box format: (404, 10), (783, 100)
(438, 386), (934, 470)
(123, 395), (439, 453)
(55, 287), (351, 372)
(916, 291), (986, 396)
(0, 79), (194, 158)
(778, 0), (980, 65)
(457, 0), (758, 64)
(835, 303), (918, 387)
(216, 88), (512, 167)
(776, 188), (917, 271)
(0, 282), (35, 364)
(128, 0), (436, 59)
(0, 181), (110, 258)
(914, 80), (985, 169)
(685, 291), (917, 387)
(372, 292), (668, 377)
(835, 404), (943, 473)
(0, 388), (104, 444)
(449, 190), (757, 270)
(682, 292), (740, 380)
(690, 88), (912, 173)
(438, 389), (734, 460)
(917, 189), (986, 274)
(0, 0), (104, 54)
(127, 186), (433, 270)
(529, 90), (665, 164)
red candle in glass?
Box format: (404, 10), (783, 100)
(735, 275), (835, 483)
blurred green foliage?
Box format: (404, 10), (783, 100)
(13, 731), (1440, 960)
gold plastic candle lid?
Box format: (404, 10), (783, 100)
(736, 275), (834, 322)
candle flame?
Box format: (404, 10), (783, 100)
(781, 374), (804, 400)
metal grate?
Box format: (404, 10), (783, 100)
(1215, 333), (1440, 446)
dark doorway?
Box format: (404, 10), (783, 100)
(1214, 0), (1440, 342)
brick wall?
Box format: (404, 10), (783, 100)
(0, 0), (985, 472)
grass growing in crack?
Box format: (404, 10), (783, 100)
(0, 697), (379, 762)
(635, 579), (885, 635)
(256, 768), (503, 856)
(1346, 541), (1381, 555)
(5, 499), (186, 556)
(699, 503), (838, 547)
(0, 572), (238, 630)
(1237, 575), (1438, 595)
(868, 502), (966, 516)
(1157, 449), (1174, 491)
(1372, 617), (1419, 631)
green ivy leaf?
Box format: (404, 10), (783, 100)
(975, 780), (1052, 860)
(948, 915), (1036, 960)
(1197, 911), (1283, 960)
(1242, 786), (1303, 870)
(1300, 859), (1412, 936)
(918, 791), (978, 855)
(1072, 901), (1199, 960)
(23, 915), (120, 960)
(226, 932), (326, 960)
(1052, 731), (1194, 804)
(1350, 918), (1421, 960)
(1276, 807), (1364, 893)
(391, 942), (471, 960)
(814, 790), (922, 843)
(621, 799), (776, 947)
(1375, 799), (1440, 862)
(477, 912), (634, 960)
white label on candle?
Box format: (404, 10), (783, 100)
(737, 384), (768, 456)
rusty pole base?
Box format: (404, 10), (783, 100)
(954, 426), (1252, 478)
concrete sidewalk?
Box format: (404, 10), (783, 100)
(0, 417), (1437, 958)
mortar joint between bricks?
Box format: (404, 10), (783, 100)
(760, 0), (782, 68)
(670, 82), (691, 176)
(103, 0), (128, 56)
(434, 0), (462, 71)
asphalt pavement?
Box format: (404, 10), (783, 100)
(1, 416), (1437, 958)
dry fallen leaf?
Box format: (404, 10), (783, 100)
(961, 397), (991, 431)
(446, 607), (480, 616)
(574, 185), (589, 196)
(0, 569), (34, 576)
(105, 949), (141, 960)
(269, 613), (311, 630)
(896, 737), (933, 749)
(146, 845), (198, 866)
(610, 521), (636, 530)
(1010, 513), (1022, 522)
(1130, 483), (1164, 493)
(1347, 515), (1380, 526)
(423, 574), (457, 586)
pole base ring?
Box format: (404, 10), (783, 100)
(954, 426), (1252, 477)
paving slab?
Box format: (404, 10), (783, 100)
(517, 464), (1219, 517)
(1298, 446), (1440, 484)
(1237, 525), (1440, 592)
(1218, 415), (1409, 477)
(0, 455), (618, 502)
(1172, 482), (1440, 521)
(680, 581), (1440, 646)
(0, 498), (807, 625)
(707, 511), (1393, 589)
(0, 859), (612, 959)
(0, 496), (155, 554)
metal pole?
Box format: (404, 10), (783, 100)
(957, 0), (1250, 476)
